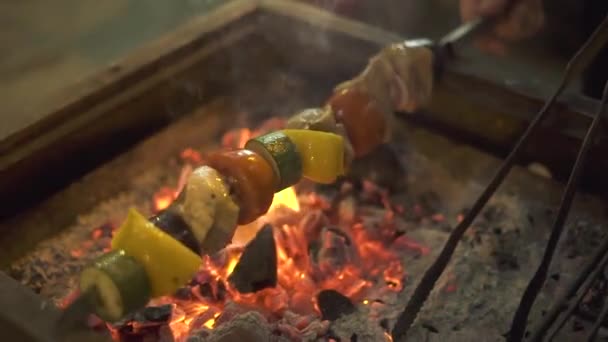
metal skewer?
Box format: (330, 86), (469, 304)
(410, 16), (491, 81)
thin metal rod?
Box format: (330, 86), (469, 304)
(545, 249), (608, 341)
(437, 0), (521, 48)
(438, 17), (487, 47)
(545, 81), (608, 342)
(512, 79), (608, 341)
(586, 287), (608, 341)
(507, 24), (608, 342)
(390, 14), (608, 342)
(530, 208), (608, 339)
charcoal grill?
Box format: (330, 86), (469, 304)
(1, 1), (608, 341)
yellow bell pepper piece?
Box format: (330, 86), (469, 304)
(111, 208), (202, 297)
(281, 129), (345, 184)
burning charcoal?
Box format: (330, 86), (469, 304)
(317, 289), (356, 321)
(86, 315), (108, 331)
(111, 305), (174, 342)
(142, 304), (173, 322)
(112, 305), (173, 329)
(298, 209), (330, 242)
(290, 292), (317, 315)
(199, 282), (214, 299)
(346, 144), (407, 191)
(326, 182), (353, 216)
(174, 287), (193, 300)
(228, 224), (277, 293)
(276, 314), (328, 341)
(91, 223), (114, 240)
(338, 196), (357, 224)
(217, 280), (227, 301)
(379, 318), (390, 331)
(312, 227), (354, 275)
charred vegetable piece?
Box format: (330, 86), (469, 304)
(327, 88), (388, 157)
(178, 166), (240, 254)
(149, 209), (201, 254)
(244, 131), (302, 191)
(205, 149), (276, 225)
(79, 250), (151, 322)
(281, 129), (345, 184)
(111, 208), (202, 297)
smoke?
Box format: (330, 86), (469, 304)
(297, 0), (359, 50)
(161, 0), (364, 125)
(163, 78), (208, 120)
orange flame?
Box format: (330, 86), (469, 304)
(153, 187), (177, 212)
(269, 187), (301, 212)
(233, 186), (300, 245)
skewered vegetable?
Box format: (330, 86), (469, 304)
(175, 166), (239, 248)
(281, 129), (345, 184)
(327, 88), (387, 158)
(286, 106), (355, 170)
(205, 149), (276, 225)
(194, 167), (240, 254)
(111, 208), (202, 297)
(244, 131), (303, 191)
(70, 39), (436, 325)
(79, 250), (151, 322)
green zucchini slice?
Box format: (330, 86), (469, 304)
(79, 249), (151, 322)
(245, 131), (302, 191)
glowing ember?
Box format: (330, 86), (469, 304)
(141, 181), (411, 340)
(180, 148), (203, 164)
(73, 121), (425, 341)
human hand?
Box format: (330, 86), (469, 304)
(459, 0), (545, 55)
